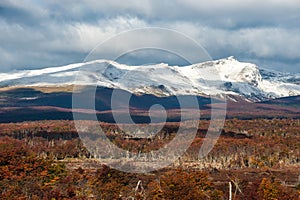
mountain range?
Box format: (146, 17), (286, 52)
(0, 57), (299, 123)
(0, 56), (299, 102)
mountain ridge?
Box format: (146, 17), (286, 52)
(0, 57), (299, 102)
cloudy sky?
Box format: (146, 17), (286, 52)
(0, 0), (299, 73)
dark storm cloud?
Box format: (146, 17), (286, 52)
(0, 0), (299, 73)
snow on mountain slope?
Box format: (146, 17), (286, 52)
(0, 57), (299, 102)
(260, 68), (300, 85)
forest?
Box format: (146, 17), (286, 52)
(0, 119), (299, 199)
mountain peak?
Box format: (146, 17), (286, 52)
(225, 56), (236, 61)
(214, 56), (245, 66)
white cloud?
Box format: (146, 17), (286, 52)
(0, 0), (299, 72)
(74, 17), (147, 51)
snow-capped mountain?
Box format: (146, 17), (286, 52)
(0, 57), (299, 102)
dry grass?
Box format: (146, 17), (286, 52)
(0, 85), (86, 93)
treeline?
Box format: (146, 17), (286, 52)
(0, 119), (299, 169)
